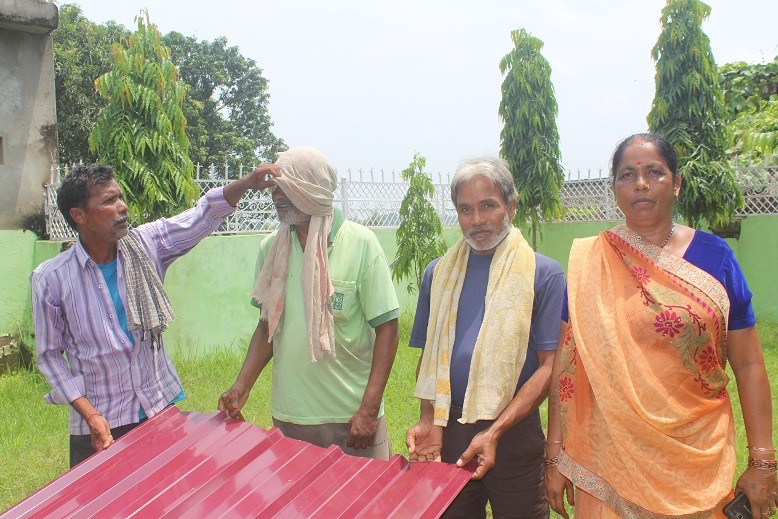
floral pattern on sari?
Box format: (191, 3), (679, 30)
(558, 325), (577, 437)
(606, 229), (729, 399)
(558, 227), (737, 518)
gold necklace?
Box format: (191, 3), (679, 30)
(633, 223), (675, 248)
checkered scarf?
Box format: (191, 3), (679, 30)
(120, 231), (176, 353)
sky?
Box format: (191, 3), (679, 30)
(64, 0), (778, 179)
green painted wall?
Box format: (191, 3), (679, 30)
(0, 230), (37, 335)
(372, 226), (462, 310)
(517, 221), (618, 274)
(163, 233), (263, 355)
(8, 214), (778, 353)
(735, 216), (778, 321)
(161, 228), (465, 355)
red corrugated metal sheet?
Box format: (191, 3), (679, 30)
(3, 407), (472, 518)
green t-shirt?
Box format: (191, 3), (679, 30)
(254, 210), (400, 424)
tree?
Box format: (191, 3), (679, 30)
(52, 5), (127, 164)
(719, 57), (778, 165)
(391, 153), (448, 294)
(498, 28), (564, 250)
(162, 32), (287, 171)
(52, 5), (285, 170)
(647, 0), (742, 227)
(89, 11), (196, 223)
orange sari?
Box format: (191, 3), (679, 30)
(558, 225), (736, 518)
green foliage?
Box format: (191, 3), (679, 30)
(52, 5), (128, 163)
(719, 58), (778, 164)
(719, 58), (778, 119)
(498, 28), (564, 250)
(392, 153), (448, 294)
(730, 98), (778, 165)
(53, 4), (284, 172)
(647, 0), (743, 228)
(89, 11), (196, 223)
(162, 32), (287, 170)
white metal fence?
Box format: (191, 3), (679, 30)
(44, 164), (778, 241)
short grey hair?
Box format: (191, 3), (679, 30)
(450, 157), (517, 206)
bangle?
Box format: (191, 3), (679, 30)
(747, 457), (777, 470)
(747, 445), (776, 453)
(543, 456), (559, 467)
(85, 412), (102, 425)
(546, 439), (563, 445)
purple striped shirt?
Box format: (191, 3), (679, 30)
(31, 187), (234, 435)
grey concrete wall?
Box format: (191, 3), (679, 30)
(0, 0), (58, 229)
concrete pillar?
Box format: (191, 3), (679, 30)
(0, 0), (59, 229)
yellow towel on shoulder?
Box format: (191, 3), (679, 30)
(414, 227), (535, 426)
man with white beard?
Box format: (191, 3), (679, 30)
(406, 157), (565, 518)
(220, 146), (399, 460)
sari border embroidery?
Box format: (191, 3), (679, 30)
(607, 225), (729, 321)
(558, 450), (724, 519)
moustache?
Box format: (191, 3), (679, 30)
(466, 224), (497, 235)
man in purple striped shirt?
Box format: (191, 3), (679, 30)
(31, 163), (275, 468)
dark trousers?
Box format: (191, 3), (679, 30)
(69, 418), (146, 468)
(273, 415), (392, 460)
(441, 407), (549, 519)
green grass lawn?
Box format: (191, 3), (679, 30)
(1, 316), (776, 516)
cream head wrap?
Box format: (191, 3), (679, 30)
(251, 146), (338, 362)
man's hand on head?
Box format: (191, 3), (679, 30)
(248, 164), (283, 191)
(224, 163), (284, 206)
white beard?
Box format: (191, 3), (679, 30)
(276, 204), (311, 225)
(464, 213), (511, 252)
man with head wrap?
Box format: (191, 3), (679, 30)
(219, 147), (400, 459)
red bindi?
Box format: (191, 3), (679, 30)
(636, 161), (642, 165)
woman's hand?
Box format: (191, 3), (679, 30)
(735, 467), (778, 519)
(544, 465), (574, 519)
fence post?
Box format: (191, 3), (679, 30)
(340, 176), (349, 220)
(439, 177), (447, 224)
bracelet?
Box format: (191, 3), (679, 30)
(543, 456), (559, 467)
(747, 445), (776, 453)
(545, 439), (563, 445)
(747, 457), (777, 470)
(85, 412), (102, 425)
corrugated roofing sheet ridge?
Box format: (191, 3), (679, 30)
(80, 409), (234, 518)
(158, 424), (303, 518)
(389, 461), (477, 519)
(276, 449), (377, 518)
(129, 416), (286, 518)
(10, 406), (198, 519)
(215, 442), (343, 518)
(2, 409), (472, 519)
(334, 457), (415, 518)
(242, 445), (355, 518)
(302, 453), (404, 518)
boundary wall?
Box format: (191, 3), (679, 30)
(2, 216), (775, 354)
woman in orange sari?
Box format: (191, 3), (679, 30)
(545, 133), (777, 518)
